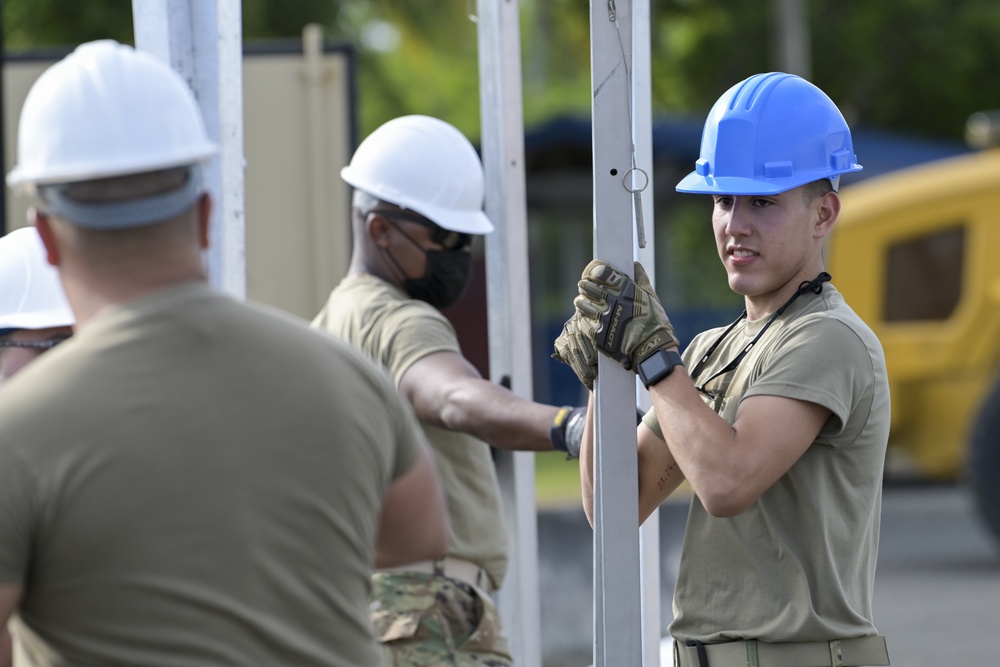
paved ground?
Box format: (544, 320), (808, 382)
(538, 482), (1000, 666)
(869, 483), (1000, 666)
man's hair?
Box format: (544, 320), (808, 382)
(802, 178), (835, 203)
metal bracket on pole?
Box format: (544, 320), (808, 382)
(590, 1), (642, 665)
(132, 0), (247, 299)
(476, 1), (542, 665)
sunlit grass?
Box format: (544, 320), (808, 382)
(534, 451), (583, 508)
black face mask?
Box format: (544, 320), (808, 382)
(403, 249), (472, 309)
(382, 221), (473, 309)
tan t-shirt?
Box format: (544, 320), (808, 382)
(646, 285), (890, 643)
(0, 282), (422, 667)
(313, 274), (509, 588)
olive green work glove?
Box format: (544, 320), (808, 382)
(552, 310), (599, 391)
(574, 259), (679, 372)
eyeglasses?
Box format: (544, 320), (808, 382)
(0, 335), (72, 350)
(370, 209), (473, 251)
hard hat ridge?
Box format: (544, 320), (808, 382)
(677, 72), (862, 196)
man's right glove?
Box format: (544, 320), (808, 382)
(550, 406), (587, 459)
(574, 259), (679, 372)
(552, 310), (599, 390)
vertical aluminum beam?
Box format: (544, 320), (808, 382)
(631, 1), (661, 663)
(590, 1), (642, 665)
(476, 2), (542, 665)
(133, 0), (247, 299)
(774, 0), (811, 78)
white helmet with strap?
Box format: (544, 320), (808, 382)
(6, 40), (218, 229)
(341, 115), (494, 235)
(0, 228), (74, 332)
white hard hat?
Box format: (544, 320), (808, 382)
(6, 40), (217, 193)
(341, 115), (494, 235)
(0, 228), (75, 331)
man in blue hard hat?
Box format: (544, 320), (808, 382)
(556, 73), (891, 667)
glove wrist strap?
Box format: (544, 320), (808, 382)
(550, 406), (574, 453)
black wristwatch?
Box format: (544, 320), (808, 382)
(637, 349), (684, 389)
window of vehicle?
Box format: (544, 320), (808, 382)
(884, 224), (964, 322)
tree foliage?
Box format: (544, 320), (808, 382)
(5, 0), (1000, 140)
(3, 0), (135, 48)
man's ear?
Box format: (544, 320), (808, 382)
(31, 209), (61, 267)
(367, 213), (392, 248)
(197, 193), (212, 250)
(814, 191), (841, 239)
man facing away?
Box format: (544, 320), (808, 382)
(0, 40), (449, 667)
(555, 73), (892, 667)
(312, 115), (587, 666)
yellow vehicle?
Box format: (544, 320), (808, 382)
(829, 111), (1000, 540)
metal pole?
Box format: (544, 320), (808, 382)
(590, 0), (642, 664)
(132, 0), (246, 300)
(774, 0), (811, 78)
(631, 0), (661, 663)
(476, 1), (542, 665)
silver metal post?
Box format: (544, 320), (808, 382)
(590, 0), (642, 664)
(630, 0), (662, 663)
(476, 1), (542, 665)
(774, 0), (811, 78)
(132, 0), (246, 300)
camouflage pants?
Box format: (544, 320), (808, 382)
(371, 571), (513, 667)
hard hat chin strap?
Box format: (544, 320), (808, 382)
(38, 166), (204, 230)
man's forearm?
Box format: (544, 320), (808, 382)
(440, 377), (561, 452)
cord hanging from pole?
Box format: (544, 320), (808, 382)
(608, 0), (648, 248)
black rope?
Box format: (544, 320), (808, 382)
(690, 272), (832, 398)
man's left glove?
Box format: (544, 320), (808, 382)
(574, 259), (679, 371)
(550, 406), (587, 459)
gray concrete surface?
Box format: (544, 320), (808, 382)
(536, 483), (1000, 666)
(872, 484), (1000, 666)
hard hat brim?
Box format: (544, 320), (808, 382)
(342, 166), (495, 235)
(676, 165), (862, 196)
(416, 203), (494, 235)
(7, 145), (218, 193)
(0, 307), (76, 331)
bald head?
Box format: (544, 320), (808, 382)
(32, 168), (212, 327)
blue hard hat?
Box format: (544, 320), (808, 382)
(676, 72), (862, 195)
